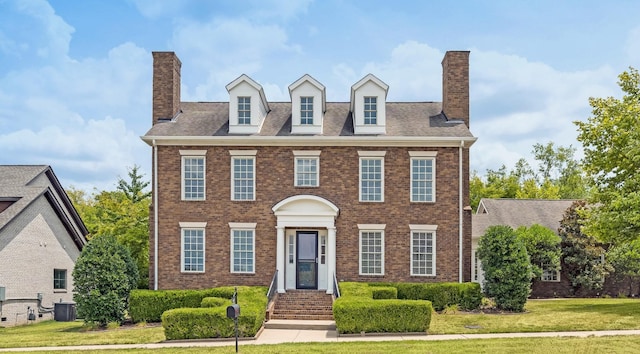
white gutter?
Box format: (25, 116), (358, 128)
(153, 139), (159, 290)
(459, 140), (464, 283)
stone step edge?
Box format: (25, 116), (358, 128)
(264, 319), (337, 330)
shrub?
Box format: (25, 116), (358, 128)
(201, 297), (231, 308)
(371, 287), (397, 299)
(382, 282), (482, 311)
(72, 234), (139, 326)
(478, 225), (533, 312)
(129, 288), (221, 323)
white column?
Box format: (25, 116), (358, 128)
(327, 226), (336, 294)
(276, 226), (286, 293)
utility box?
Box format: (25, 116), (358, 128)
(226, 304), (240, 319)
(54, 302), (76, 322)
(0, 286), (5, 302)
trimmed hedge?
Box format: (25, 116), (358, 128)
(161, 286), (267, 340)
(371, 286), (397, 300)
(129, 288), (221, 323)
(334, 282), (432, 334)
(370, 282), (482, 311)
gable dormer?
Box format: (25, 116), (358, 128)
(350, 74), (388, 135)
(226, 74), (270, 134)
(288, 74), (326, 135)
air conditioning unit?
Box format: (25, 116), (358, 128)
(54, 302), (76, 322)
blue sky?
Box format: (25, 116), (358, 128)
(1, 0), (639, 192)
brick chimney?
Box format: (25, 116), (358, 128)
(441, 51), (470, 127)
(152, 51), (182, 125)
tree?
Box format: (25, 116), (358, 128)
(73, 234), (139, 326)
(117, 165), (151, 203)
(606, 240), (640, 296)
(575, 67), (640, 244)
(558, 201), (612, 295)
(515, 224), (561, 279)
(478, 225), (533, 312)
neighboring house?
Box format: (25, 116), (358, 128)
(142, 51), (476, 294)
(472, 198), (578, 297)
(0, 165), (88, 327)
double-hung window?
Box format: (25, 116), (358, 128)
(300, 96), (314, 125)
(53, 269), (67, 290)
(358, 151), (385, 202)
(238, 96), (251, 125)
(180, 222), (206, 273)
(410, 151), (437, 202)
(181, 150), (206, 201)
(230, 150), (257, 201)
(364, 96), (377, 124)
(230, 223), (256, 274)
(410, 225), (437, 276)
(358, 224), (385, 276)
(541, 265), (560, 282)
(293, 150), (320, 187)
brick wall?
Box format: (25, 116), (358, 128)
(151, 144), (471, 290)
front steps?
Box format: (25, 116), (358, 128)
(268, 290), (334, 322)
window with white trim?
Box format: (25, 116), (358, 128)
(359, 224), (385, 275)
(238, 96), (251, 125)
(180, 223), (206, 273)
(541, 265), (560, 282)
(293, 150), (321, 187)
(410, 152), (436, 202)
(301, 96), (314, 125)
(411, 229), (436, 276)
(181, 150), (206, 201)
(230, 223), (256, 273)
(359, 151), (385, 202)
(230, 150), (257, 201)
(364, 96), (377, 124)
(473, 250), (479, 281)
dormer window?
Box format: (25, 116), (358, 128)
(350, 74), (388, 135)
(226, 74), (269, 134)
(364, 97), (377, 124)
(238, 97), (251, 125)
(289, 74), (325, 134)
(301, 97), (314, 125)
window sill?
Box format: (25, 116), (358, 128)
(53, 289), (68, 293)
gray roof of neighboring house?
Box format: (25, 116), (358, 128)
(0, 165), (88, 250)
(144, 101), (474, 138)
(472, 198), (577, 239)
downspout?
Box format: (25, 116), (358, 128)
(153, 139), (159, 290)
(459, 140), (464, 283)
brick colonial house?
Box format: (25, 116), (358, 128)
(142, 51), (476, 294)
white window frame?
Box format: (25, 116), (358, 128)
(409, 151), (437, 203)
(180, 222), (207, 273)
(358, 151), (385, 202)
(293, 150), (321, 187)
(358, 224), (385, 276)
(180, 150), (207, 201)
(541, 265), (561, 282)
(410, 224), (437, 276)
(364, 96), (377, 125)
(230, 150), (257, 201)
(229, 222), (256, 274)
(238, 96), (251, 125)
(300, 96), (314, 125)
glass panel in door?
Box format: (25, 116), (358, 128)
(296, 232), (318, 289)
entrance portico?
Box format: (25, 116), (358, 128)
(272, 195), (339, 294)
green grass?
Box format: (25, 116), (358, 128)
(2, 298), (640, 350)
(10, 336), (640, 354)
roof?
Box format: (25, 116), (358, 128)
(472, 198), (577, 239)
(0, 165), (88, 250)
(143, 101), (475, 142)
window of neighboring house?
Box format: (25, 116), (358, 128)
(53, 269), (67, 290)
(411, 229), (436, 276)
(230, 224), (255, 273)
(181, 225), (205, 273)
(231, 152), (256, 201)
(359, 227), (384, 275)
(410, 154), (436, 202)
(364, 96), (377, 124)
(238, 96), (251, 125)
(473, 250), (479, 282)
(541, 265), (560, 282)
(301, 96), (314, 125)
(181, 152), (206, 200)
(359, 152), (385, 202)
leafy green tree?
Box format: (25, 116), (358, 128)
(515, 224), (561, 279)
(558, 201), (612, 294)
(117, 165), (151, 203)
(606, 240), (640, 296)
(576, 67), (640, 244)
(478, 225), (533, 312)
(73, 234), (139, 326)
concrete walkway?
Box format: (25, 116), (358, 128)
(2, 326), (640, 352)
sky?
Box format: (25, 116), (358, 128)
(1, 0), (639, 192)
